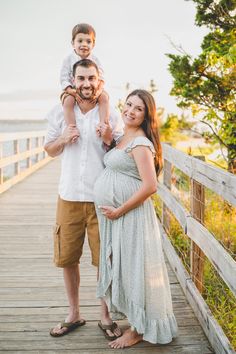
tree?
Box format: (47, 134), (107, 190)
(160, 113), (196, 143)
(167, 0), (236, 172)
(148, 79), (158, 95)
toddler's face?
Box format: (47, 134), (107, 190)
(72, 33), (95, 58)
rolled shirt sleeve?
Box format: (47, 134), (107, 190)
(44, 105), (64, 145)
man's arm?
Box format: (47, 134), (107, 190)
(44, 125), (79, 157)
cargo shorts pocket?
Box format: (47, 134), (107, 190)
(53, 224), (61, 263)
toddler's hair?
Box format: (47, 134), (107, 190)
(72, 23), (96, 42)
(72, 58), (99, 77)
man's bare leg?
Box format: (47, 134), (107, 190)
(108, 328), (143, 349)
(51, 264), (84, 335)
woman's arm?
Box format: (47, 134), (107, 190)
(100, 146), (157, 219)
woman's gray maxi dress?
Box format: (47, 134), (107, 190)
(94, 137), (178, 344)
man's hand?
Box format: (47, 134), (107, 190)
(62, 124), (80, 144)
(97, 123), (113, 145)
(44, 124), (80, 157)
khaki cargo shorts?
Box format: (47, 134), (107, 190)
(53, 197), (100, 268)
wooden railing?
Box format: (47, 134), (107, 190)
(158, 143), (236, 354)
(0, 131), (51, 194)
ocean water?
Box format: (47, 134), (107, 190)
(0, 119), (47, 133)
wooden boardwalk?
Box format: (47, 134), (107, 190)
(0, 159), (214, 354)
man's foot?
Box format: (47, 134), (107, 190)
(50, 317), (85, 337)
(108, 328), (143, 349)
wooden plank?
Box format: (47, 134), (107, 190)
(162, 143), (236, 206)
(0, 142), (3, 185)
(159, 220), (234, 354)
(187, 218), (236, 296)
(162, 153), (172, 232)
(190, 156), (205, 294)
(157, 182), (188, 231)
(0, 301), (193, 316)
(0, 146), (44, 168)
(0, 343), (213, 354)
(13, 139), (20, 175)
(0, 156), (52, 194)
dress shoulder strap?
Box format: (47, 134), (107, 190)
(125, 136), (156, 156)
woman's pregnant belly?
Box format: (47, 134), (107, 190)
(94, 169), (141, 207)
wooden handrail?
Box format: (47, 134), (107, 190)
(162, 143), (236, 206)
(159, 142), (236, 354)
(157, 181), (236, 296)
(0, 130), (51, 194)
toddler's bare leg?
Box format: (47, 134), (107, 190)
(63, 95), (76, 126)
(98, 91), (110, 125)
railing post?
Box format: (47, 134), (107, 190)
(13, 140), (20, 175)
(42, 136), (46, 159)
(190, 155), (205, 293)
(26, 138), (31, 168)
(35, 137), (39, 162)
(0, 142), (3, 184)
(162, 143), (172, 233)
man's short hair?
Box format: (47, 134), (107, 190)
(72, 59), (99, 77)
(73, 59), (99, 77)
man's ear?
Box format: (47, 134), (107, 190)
(72, 77), (75, 86)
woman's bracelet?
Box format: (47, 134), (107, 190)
(103, 138), (116, 151)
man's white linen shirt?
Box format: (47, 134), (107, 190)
(45, 104), (123, 202)
(60, 51), (105, 90)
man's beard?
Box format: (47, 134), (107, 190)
(78, 87), (96, 100)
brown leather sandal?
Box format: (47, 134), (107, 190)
(98, 320), (122, 340)
(50, 319), (86, 337)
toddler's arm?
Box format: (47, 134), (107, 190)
(60, 56), (73, 91)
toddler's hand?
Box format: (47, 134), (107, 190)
(100, 123), (112, 145)
(75, 93), (83, 104)
(96, 123), (102, 137)
(66, 87), (77, 97)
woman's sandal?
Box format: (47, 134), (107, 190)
(98, 321), (122, 340)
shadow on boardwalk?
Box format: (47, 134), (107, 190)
(0, 159), (214, 353)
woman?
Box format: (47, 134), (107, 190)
(94, 90), (178, 349)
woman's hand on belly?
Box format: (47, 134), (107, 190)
(99, 205), (122, 220)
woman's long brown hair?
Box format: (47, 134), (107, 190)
(126, 89), (163, 176)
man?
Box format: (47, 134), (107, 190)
(44, 59), (122, 338)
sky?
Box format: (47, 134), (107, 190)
(0, 0), (208, 120)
